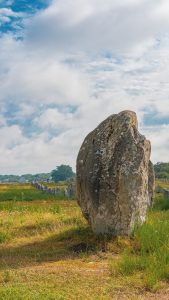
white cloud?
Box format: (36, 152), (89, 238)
(14, 103), (36, 119)
(35, 108), (73, 130)
(0, 36), (88, 107)
(0, 125), (26, 149)
(26, 0), (169, 55)
(0, 8), (21, 24)
(0, 0), (169, 174)
(0, 114), (6, 126)
(0, 125), (78, 174)
(143, 125), (169, 163)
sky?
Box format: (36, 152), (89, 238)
(0, 0), (169, 174)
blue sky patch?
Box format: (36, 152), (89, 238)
(0, 0), (50, 34)
(2, 102), (77, 139)
(11, 0), (50, 13)
(0, 0), (50, 12)
(143, 111), (169, 126)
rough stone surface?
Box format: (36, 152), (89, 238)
(76, 110), (155, 236)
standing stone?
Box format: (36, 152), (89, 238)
(76, 111), (154, 236)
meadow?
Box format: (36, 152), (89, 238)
(0, 184), (66, 202)
(0, 182), (168, 300)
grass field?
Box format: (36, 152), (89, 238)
(0, 184), (66, 201)
(0, 182), (169, 299)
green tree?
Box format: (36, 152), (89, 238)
(51, 165), (75, 182)
(154, 162), (169, 178)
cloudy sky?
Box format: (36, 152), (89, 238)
(0, 0), (169, 174)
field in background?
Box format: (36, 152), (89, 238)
(156, 180), (169, 188)
(0, 182), (168, 300)
(0, 183), (66, 201)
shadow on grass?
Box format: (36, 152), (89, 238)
(0, 226), (113, 270)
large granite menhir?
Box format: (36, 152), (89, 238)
(76, 111), (155, 236)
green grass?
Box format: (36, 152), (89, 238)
(113, 195), (169, 291)
(0, 201), (61, 214)
(0, 231), (11, 244)
(0, 184), (66, 201)
(153, 194), (169, 211)
(0, 182), (169, 299)
(154, 180), (169, 210)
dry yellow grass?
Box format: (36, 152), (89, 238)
(0, 184), (168, 299)
(156, 180), (169, 189)
(0, 183), (32, 190)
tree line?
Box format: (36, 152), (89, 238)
(154, 162), (169, 179)
(0, 165), (75, 183)
(1, 162), (168, 183)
